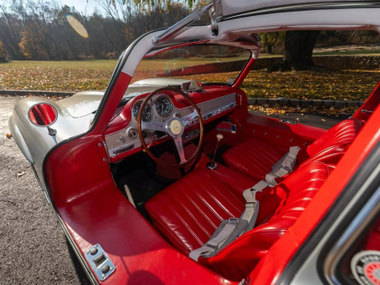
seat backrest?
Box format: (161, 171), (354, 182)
(301, 118), (363, 165)
(198, 161), (330, 282)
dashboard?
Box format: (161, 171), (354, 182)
(105, 89), (238, 162)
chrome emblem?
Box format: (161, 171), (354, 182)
(351, 250), (380, 285)
(170, 120), (182, 135)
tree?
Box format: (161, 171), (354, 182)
(284, 31), (321, 70)
(261, 32), (285, 54)
(267, 31), (321, 72)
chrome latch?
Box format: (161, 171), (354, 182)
(279, 119), (297, 125)
(85, 244), (116, 281)
(210, 0), (223, 36)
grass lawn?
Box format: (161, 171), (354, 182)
(0, 59), (379, 101)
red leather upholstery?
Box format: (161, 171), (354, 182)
(222, 137), (284, 180)
(223, 118), (363, 180)
(146, 161), (329, 281)
(145, 166), (259, 254)
(302, 118), (364, 165)
(200, 161), (329, 281)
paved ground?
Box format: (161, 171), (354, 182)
(0, 96), (346, 285)
(0, 97), (89, 285)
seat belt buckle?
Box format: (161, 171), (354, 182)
(282, 165), (291, 172)
(205, 242), (218, 250)
(228, 217), (239, 224)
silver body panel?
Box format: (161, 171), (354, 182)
(7, 78), (197, 187)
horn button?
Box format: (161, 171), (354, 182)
(168, 119), (183, 136)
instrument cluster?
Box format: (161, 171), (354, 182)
(132, 95), (173, 122)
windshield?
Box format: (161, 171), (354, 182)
(132, 44), (251, 85)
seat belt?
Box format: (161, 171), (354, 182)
(240, 180), (268, 235)
(265, 146), (300, 186)
(189, 180), (268, 262)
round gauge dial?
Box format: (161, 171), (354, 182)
(155, 97), (173, 116)
(133, 101), (151, 122)
(142, 129), (150, 139)
(127, 128), (138, 139)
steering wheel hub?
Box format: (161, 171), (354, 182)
(169, 119), (183, 136)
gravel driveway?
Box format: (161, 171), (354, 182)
(0, 97), (88, 285)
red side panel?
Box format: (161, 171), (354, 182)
(365, 219), (380, 251)
(242, 113), (326, 153)
(353, 81), (380, 121)
(249, 100), (380, 285)
(59, 184), (231, 285)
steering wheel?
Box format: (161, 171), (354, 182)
(137, 87), (204, 168)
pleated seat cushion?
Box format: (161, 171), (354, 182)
(222, 137), (284, 180)
(223, 118), (363, 180)
(145, 168), (247, 254)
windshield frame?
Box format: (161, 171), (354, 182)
(134, 43), (253, 87)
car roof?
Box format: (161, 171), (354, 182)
(217, 0), (372, 17)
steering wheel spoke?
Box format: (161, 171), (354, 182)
(182, 109), (199, 127)
(142, 121), (167, 132)
(174, 136), (187, 164)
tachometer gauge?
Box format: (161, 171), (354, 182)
(155, 97), (173, 116)
(132, 101), (151, 122)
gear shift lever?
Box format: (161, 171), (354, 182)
(207, 134), (223, 170)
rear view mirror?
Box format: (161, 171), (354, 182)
(181, 81), (204, 93)
(28, 103), (57, 126)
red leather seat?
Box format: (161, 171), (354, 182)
(223, 118), (363, 180)
(146, 161), (330, 281)
(145, 165), (259, 254)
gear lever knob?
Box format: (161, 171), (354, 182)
(207, 134), (224, 170)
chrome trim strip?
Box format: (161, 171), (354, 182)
(323, 162), (380, 284)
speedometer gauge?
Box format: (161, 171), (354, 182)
(155, 97), (173, 116)
(132, 101), (151, 122)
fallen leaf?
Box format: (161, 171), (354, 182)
(17, 171), (25, 177)
(321, 119), (326, 121)
(6, 133), (12, 139)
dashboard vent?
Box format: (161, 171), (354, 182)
(113, 144), (134, 156)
